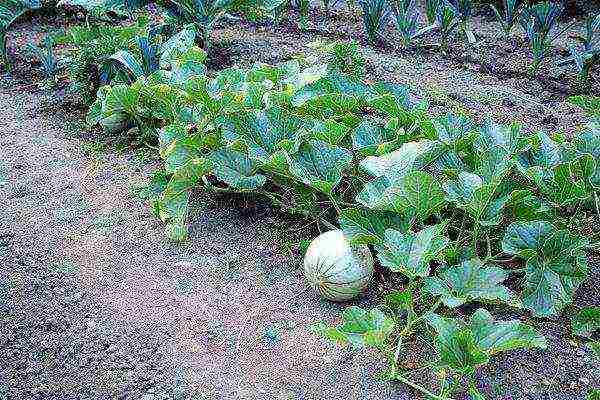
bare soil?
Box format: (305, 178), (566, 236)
(1, 5), (600, 400)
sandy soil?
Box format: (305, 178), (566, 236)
(1, 5), (600, 400)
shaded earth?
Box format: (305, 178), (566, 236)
(1, 6), (600, 400)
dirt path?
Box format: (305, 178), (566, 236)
(0, 83), (598, 399)
(0, 86), (400, 399)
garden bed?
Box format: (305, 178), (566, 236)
(1, 2), (600, 400)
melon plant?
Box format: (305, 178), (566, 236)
(85, 34), (600, 397)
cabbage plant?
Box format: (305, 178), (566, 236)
(26, 35), (58, 80)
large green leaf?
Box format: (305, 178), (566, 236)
(588, 341), (600, 361)
(367, 82), (426, 129)
(433, 114), (476, 149)
(352, 118), (403, 156)
(312, 306), (395, 350)
(359, 141), (431, 178)
(357, 171), (447, 223)
(573, 123), (600, 187)
(376, 224), (449, 278)
(474, 120), (529, 156)
(227, 107), (301, 169)
(308, 119), (350, 146)
(527, 157), (594, 206)
(209, 148), (266, 190)
(159, 124), (214, 176)
(502, 222), (589, 317)
(423, 259), (518, 308)
(427, 308), (546, 375)
(507, 190), (552, 221)
(571, 307), (600, 338)
(443, 172), (509, 226)
(159, 24), (196, 69)
(589, 389), (600, 400)
(287, 139), (352, 194)
(525, 132), (562, 169)
(339, 208), (410, 245)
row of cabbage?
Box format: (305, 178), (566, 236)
(3, 0), (600, 90)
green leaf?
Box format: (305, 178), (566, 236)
(423, 259), (518, 308)
(312, 306), (395, 350)
(352, 118), (402, 156)
(430, 323), (489, 375)
(443, 172), (509, 226)
(469, 309), (547, 354)
(209, 148), (266, 190)
(474, 120), (528, 155)
(588, 341), (600, 360)
(170, 46), (207, 83)
(502, 222), (589, 317)
(525, 132), (562, 169)
(469, 387), (486, 400)
(287, 139), (352, 194)
(571, 306), (600, 338)
(507, 190), (552, 221)
(528, 159), (594, 206)
(160, 24), (196, 69)
(358, 141), (429, 178)
(339, 208), (410, 245)
(573, 123), (600, 187)
(309, 119), (350, 146)
(229, 107), (301, 168)
(427, 309), (546, 375)
(589, 389), (600, 400)
(434, 114), (476, 149)
(501, 221), (554, 259)
(357, 171), (447, 223)
(367, 82), (424, 127)
(159, 124), (214, 179)
(376, 224), (449, 278)
(384, 290), (413, 312)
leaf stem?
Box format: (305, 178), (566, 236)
(400, 299), (442, 337)
(394, 374), (456, 400)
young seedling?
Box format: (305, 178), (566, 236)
(425, 0), (439, 24)
(490, 0), (523, 38)
(296, 0), (310, 29)
(446, 0), (475, 45)
(435, 1), (459, 51)
(557, 13), (600, 90)
(390, 0), (435, 47)
(26, 35), (59, 83)
(520, 1), (574, 74)
(357, 0), (391, 44)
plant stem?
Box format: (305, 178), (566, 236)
(593, 190), (600, 223)
(394, 374), (456, 400)
(400, 299), (442, 337)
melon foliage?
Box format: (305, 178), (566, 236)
(85, 35), (600, 398)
